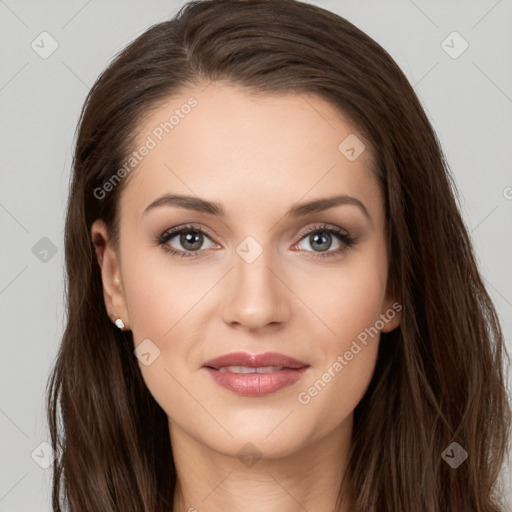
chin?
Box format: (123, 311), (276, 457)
(191, 409), (316, 460)
(212, 431), (306, 461)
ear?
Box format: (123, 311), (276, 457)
(380, 278), (402, 333)
(91, 219), (130, 330)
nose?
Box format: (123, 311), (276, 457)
(222, 245), (291, 332)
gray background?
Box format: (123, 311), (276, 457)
(1, 0), (511, 510)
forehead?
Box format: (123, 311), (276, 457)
(119, 82), (381, 222)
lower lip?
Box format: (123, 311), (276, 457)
(204, 367), (308, 396)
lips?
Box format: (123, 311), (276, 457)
(203, 351), (308, 371)
(202, 351), (309, 396)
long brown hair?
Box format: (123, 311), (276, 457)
(47, 0), (511, 510)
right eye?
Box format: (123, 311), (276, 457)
(158, 224), (218, 258)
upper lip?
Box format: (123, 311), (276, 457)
(203, 351), (308, 370)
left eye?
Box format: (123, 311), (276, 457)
(293, 224), (355, 259)
(296, 229), (343, 253)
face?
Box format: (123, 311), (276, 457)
(92, 81), (400, 460)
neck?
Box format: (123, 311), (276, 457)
(169, 417), (353, 512)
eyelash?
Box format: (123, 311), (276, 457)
(156, 223), (356, 260)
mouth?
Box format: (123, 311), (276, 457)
(202, 351), (309, 396)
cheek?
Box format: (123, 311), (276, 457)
(301, 250), (388, 349)
(120, 250), (208, 417)
(121, 244), (204, 339)
(291, 249), (388, 415)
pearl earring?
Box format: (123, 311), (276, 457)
(114, 318), (126, 330)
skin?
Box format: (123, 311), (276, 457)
(92, 81), (401, 512)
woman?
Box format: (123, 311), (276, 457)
(46, 0), (511, 510)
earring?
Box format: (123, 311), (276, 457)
(114, 318), (126, 330)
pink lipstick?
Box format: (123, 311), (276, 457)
(202, 351), (309, 396)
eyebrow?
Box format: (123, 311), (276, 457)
(143, 193), (372, 222)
